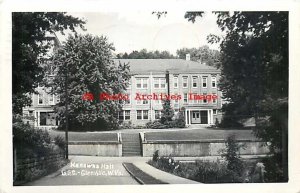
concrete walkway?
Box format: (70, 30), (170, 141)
(25, 155), (199, 185)
(133, 160), (199, 184)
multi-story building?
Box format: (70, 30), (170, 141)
(115, 56), (222, 126)
(23, 55), (222, 128)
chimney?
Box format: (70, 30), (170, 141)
(186, 54), (190, 61)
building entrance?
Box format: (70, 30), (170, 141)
(191, 110), (208, 124)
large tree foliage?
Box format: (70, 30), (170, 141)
(185, 11), (288, 181)
(117, 49), (176, 59)
(176, 45), (221, 67)
(51, 34), (130, 130)
(12, 12), (85, 114)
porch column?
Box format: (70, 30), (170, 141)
(211, 109), (214, 124)
(207, 110), (211, 125)
(185, 109), (188, 125)
(34, 111), (38, 127)
(189, 110), (191, 125)
(37, 111), (40, 127)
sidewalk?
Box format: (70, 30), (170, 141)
(132, 159), (200, 184)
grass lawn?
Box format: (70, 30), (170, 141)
(49, 130), (118, 142)
(48, 128), (257, 142)
(145, 129), (258, 141)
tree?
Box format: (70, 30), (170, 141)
(12, 12), (85, 114)
(117, 49), (176, 59)
(160, 100), (174, 125)
(185, 11), (288, 181)
(176, 46), (221, 67)
(51, 34), (130, 131)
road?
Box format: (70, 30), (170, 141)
(26, 156), (144, 185)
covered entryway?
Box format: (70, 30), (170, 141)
(185, 109), (213, 125)
(191, 110), (208, 124)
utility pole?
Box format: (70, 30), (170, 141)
(64, 61), (69, 159)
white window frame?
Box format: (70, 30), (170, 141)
(126, 78), (132, 89)
(153, 78), (166, 89)
(49, 94), (55, 105)
(211, 77), (217, 88)
(125, 110), (130, 120)
(213, 109), (218, 115)
(183, 93), (188, 103)
(154, 78), (160, 88)
(173, 77), (178, 88)
(136, 78), (148, 89)
(137, 110), (149, 120)
(182, 76), (188, 88)
(192, 76), (198, 88)
(203, 93), (208, 104)
(38, 93), (44, 105)
(125, 94), (130, 104)
(212, 93), (217, 104)
(154, 110), (161, 120)
(202, 77), (207, 88)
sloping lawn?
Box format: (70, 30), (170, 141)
(145, 129), (258, 141)
(49, 130), (118, 142)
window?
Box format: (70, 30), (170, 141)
(137, 110), (148, 120)
(192, 76), (198, 88)
(125, 94), (130, 104)
(213, 109), (217, 115)
(153, 78), (166, 89)
(184, 93), (188, 103)
(202, 77), (207, 88)
(182, 76), (188, 88)
(38, 94), (43, 105)
(136, 78), (142, 88)
(203, 93), (208, 104)
(155, 99), (161, 105)
(212, 77), (217, 88)
(118, 111), (124, 121)
(173, 77), (178, 88)
(137, 110), (142, 119)
(155, 110), (161, 119)
(126, 78), (131, 89)
(125, 110), (130, 120)
(136, 78), (148, 89)
(142, 78), (148, 88)
(212, 93), (217, 104)
(49, 94), (54, 105)
(160, 78), (166, 88)
(154, 78), (159, 88)
(56, 95), (60, 103)
(142, 100), (148, 105)
(143, 110), (148, 120)
(191, 93), (197, 103)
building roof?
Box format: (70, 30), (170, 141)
(113, 59), (220, 74)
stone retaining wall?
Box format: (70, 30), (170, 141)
(141, 139), (269, 157)
(68, 141), (122, 157)
(14, 152), (65, 185)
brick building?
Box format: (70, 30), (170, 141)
(23, 56), (222, 128)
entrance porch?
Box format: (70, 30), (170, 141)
(184, 109), (214, 126)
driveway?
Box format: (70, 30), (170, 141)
(26, 156), (149, 185)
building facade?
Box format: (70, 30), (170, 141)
(115, 58), (222, 126)
(23, 57), (222, 128)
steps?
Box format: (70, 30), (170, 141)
(122, 133), (142, 157)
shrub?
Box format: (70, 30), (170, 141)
(13, 120), (53, 157)
(152, 150), (159, 162)
(119, 121), (133, 130)
(221, 135), (245, 176)
(146, 120), (168, 129)
(54, 135), (66, 149)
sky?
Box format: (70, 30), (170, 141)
(57, 11), (224, 55)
